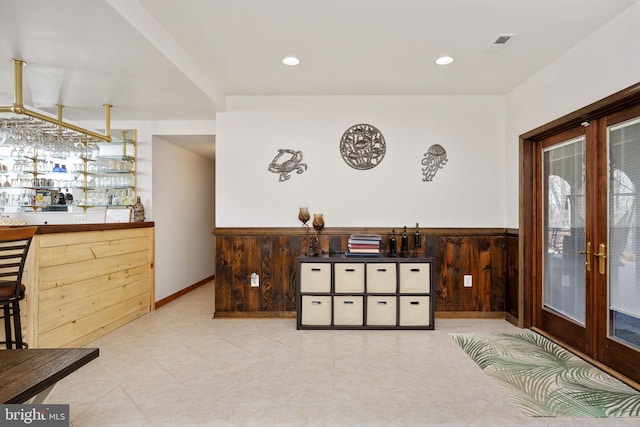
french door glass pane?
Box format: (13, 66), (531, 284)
(608, 117), (640, 350)
(542, 137), (586, 325)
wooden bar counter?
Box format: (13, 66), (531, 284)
(1, 222), (155, 349)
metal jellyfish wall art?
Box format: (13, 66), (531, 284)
(267, 149), (308, 182)
(339, 123), (386, 170)
(421, 144), (448, 182)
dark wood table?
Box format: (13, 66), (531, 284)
(0, 348), (99, 404)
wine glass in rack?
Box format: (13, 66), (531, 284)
(0, 121), (9, 146)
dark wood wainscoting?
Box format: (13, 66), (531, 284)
(213, 227), (519, 319)
(504, 233), (520, 324)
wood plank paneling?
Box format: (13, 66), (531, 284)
(38, 236), (150, 267)
(38, 294), (150, 348)
(38, 278), (149, 333)
(410, 235), (506, 312)
(39, 251), (150, 290)
(505, 234), (519, 320)
(37, 227), (152, 348)
(61, 306), (150, 348)
(37, 264), (149, 312)
(1, 224), (154, 349)
(213, 227), (518, 317)
(37, 228), (150, 249)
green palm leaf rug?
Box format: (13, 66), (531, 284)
(450, 332), (640, 417)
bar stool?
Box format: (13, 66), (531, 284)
(0, 226), (38, 349)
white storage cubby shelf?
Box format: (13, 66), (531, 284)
(296, 255), (435, 330)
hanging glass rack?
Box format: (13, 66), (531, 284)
(0, 59), (139, 215)
(0, 59), (112, 145)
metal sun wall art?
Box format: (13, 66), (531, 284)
(268, 148), (308, 182)
(339, 123), (386, 170)
(421, 144), (448, 182)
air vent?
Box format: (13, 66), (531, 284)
(494, 35), (513, 45)
(484, 33), (517, 52)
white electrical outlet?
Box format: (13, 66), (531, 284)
(73, 214), (87, 224)
(464, 275), (472, 287)
(250, 272), (259, 287)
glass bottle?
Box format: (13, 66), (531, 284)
(401, 226), (408, 254)
(54, 188), (66, 205)
(414, 223), (421, 249)
(389, 229), (397, 257)
(64, 188), (73, 205)
(133, 196), (145, 222)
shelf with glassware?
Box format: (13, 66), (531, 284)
(0, 129), (136, 213)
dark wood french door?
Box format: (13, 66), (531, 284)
(534, 104), (640, 383)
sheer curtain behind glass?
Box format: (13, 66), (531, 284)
(608, 118), (640, 349)
(543, 137), (586, 325)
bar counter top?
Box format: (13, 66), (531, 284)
(21, 221), (154, 234)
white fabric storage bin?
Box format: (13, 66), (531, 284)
(366, 263), (397, 293)
(333, 296), (363, 325)
(334, 263), (365, 293)
(366, 296), (397, 326)
(300, 263), (331, 293)
(399, 296), (431, 326)
(301, 295), (332, 325)
(399, 263), (430, 293)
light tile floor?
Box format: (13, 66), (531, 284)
(48, 281), (636, 426)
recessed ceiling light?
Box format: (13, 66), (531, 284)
(282, 56), (300, 66)
(435, 56), (454, 65)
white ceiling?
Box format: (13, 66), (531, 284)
(0, 0), (638, 158)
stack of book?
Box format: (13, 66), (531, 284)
(346, 234), (382, 257)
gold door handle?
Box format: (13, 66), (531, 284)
(593, 243), (606, 275)
(576, 242), (591, 272)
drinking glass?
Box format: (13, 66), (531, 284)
(0, 122), (9, 146)
(6, 124), (17, 148)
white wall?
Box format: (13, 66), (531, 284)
(79, 119), (217, 302)
(66, 1), (640, 301)
(216, 95), (506, 228)
(152, 135), (216, 301)
(505, 2), (640, 227)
